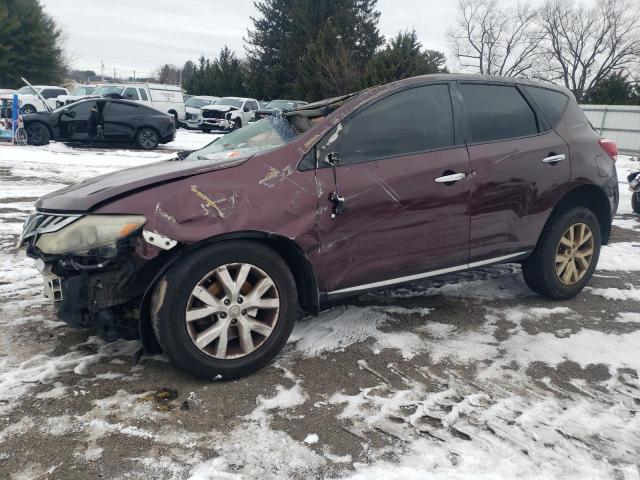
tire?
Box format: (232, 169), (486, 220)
(151, 241), (298, 379)
(22, 105), (36, 114)
(233, 118), (242, 130)
(522, 207), (601, 299)
(136, 127), (159, 150)
(201, 127), (212, 133)
(26, 122), (51, 146)
(632, 193), (640, 214)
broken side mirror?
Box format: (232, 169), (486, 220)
(324, 151), (340, 167)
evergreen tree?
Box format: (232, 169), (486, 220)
(584, 72), (639, 105)
(245, 0), (383, 100)
(363, 30), (447, 88)
(213, 46), (246, 96)
(181, 60), (197, 87)
(0, 0), (66, 88)
(184, 48), (246, 97)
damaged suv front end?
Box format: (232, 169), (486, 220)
(19, 212), (156, 341)
(18, 113), (310, 347)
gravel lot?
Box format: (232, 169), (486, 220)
(1, 132), (639, 479)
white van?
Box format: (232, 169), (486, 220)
(74, 83), (186, 122)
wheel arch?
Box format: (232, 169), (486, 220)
(137, 230), (319, 353)
(544, 183), (613, 245)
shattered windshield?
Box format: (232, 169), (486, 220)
(186, 116), (298, 162)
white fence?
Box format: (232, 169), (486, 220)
(580, 104), (640, 156)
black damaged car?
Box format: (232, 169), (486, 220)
(25, 98), (176, 150)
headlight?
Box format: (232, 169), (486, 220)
(35, 215), (146, 255)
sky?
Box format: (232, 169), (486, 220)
(41, 0), (530, 78)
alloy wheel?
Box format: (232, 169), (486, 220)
(139, 129), (158, 149)
(555, 223), (594, 285)
(185, 263), (280, 359)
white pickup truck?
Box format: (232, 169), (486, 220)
(199, 97), (260, 132)
(0, 85), (69, 113)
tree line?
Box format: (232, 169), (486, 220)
(181, 0), (447, 101)
(1, 0), (638, 105)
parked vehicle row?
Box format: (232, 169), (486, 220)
(19, 74), (619, 380)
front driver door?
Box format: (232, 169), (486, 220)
(311, 83), (471, 294)
(58, 100), (97, 141)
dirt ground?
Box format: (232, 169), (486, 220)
(0, 137), (639, 479)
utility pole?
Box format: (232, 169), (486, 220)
(101, 60), (105, 81)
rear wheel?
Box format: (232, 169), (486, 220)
(26, 122), (51, 146)
(151, 241), (298, 379)
(136, 127), (159, 150)
(522, 207), (600, 299)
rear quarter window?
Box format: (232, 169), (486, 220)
(460, 84), (539, 143)
(523, 86), (569, 127)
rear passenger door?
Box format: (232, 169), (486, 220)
(103, 101), (141, 141)
(460, 82), (571, 262)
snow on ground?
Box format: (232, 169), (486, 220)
(0, 141), (639, 478)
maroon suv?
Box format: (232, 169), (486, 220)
(19, 74), (619, 379)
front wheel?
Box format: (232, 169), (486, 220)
(151, 241), (298, 379)
(26, 122), (51, 146)
(136, 127), (159, 150)
(522, 207), (601, 299)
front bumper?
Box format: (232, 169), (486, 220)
(199, 118), (234, 131)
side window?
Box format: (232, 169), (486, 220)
(41, 89), (56, 99)
(523, 86), (569, 128)
(139, 89), (148, 101)
(460, 84), (538, 143)
(249, 101), (259, 111)
(107, 102), (140, 116)
(67, 101), (96, 116)
(318, 84), (455, 166)
(123, 87), (139, 100)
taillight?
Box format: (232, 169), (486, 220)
(599, 138), (618, 161)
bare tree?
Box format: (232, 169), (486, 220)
(448, 0), (543, 77)
(539, 0), (640, 101)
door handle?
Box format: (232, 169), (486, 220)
(542, 154), (566, 164)
(435, 172), (466, 183)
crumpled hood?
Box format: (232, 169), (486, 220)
(36, 157), (249, 213)
(201, 104), (238, 113)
